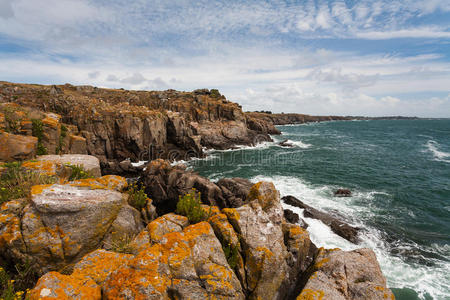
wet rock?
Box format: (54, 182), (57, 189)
(279, 139), (295, 147)
(335, 188), (352, 197)
(296, 248), (395, 300)
(284, 209), (300, 224)
(282, 195), (360, 243)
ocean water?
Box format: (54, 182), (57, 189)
(188, 119), (450, 300)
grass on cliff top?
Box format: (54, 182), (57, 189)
(0, 162), (57, 204)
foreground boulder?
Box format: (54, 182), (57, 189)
(283, 195), (360, 243)
(30, 222), (245, 300)
(36, 154), (102, 177)
(297, 248), (395, 300)
(0, 176), (143, 274)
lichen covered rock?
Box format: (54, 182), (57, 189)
(0, 132), (37, 162)
(297, 248), (395, 300)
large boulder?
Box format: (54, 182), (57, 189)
(0, 132), (37, 162)
(30, 221), (245, 299)
(296, 248), (395, 300)
(36, 154), (102, 177)
(0, 176), (143, 274)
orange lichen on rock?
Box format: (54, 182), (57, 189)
(22, 160), (58, 176)
(41, 114), (61, 129)
(30, 184), (54, 195)
(296, 288), (325, 300)
(70, 175), (127, 191)
(29, 271), (101, 300)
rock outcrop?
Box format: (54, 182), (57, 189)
(0, 175), (143, 275)
(138, 159), (253, 214)
(0, 132), (37, 162)
(0, 82), (276, 172)
(296, 248), (395, 300)
(283, 195), (360, 243)
(246, 111), (351, 126)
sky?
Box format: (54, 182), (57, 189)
(0, 0), (450, 117)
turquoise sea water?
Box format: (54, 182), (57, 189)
(188, 119), (450, 300)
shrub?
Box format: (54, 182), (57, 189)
(127, 184), (148, 210)
(222, 242), (240, 269)
(0, 162), (56, 204)
(65, 164), (93, 181)
(176, 189), (207, 223)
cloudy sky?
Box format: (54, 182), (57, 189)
(1, 0), (450, 117)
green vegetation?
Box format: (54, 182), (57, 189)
(56, 124), (68, 154)
(127, 184), (148, 210)
(210, 89), (221, 98)
(222, 242), (240, 269)
(65, 164), (93, 181)
(109, 235), (136, 254)
(0, 162), (56, 204)
(31, 119), (47, 155)
(0, 259), (38, 300)
(2, 106), (21, 134)
(176, 188), (209, 223)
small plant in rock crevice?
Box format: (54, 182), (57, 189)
(127, 184), (148, 210)
(31, 119), (47, 155)
(176, 188), (208, 224)
(56, 124), (68, 154)
(65, 164), (93, 181)
(222, 242), (240, 269)
(109, 235), (136, 254)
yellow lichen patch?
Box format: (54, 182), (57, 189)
(0, 213), (22, 247)
(222, 208), (240, 221)
(31, 184), (54, 195)
(41, 115), (60, 129)
(247, 181), (278, 210)
(22, 161), (58, 176)
(296, 288), (324, 300)
(70, 175), (127, 191)
(73, 250), (133, 285)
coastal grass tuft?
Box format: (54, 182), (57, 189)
(0, 259), (38, 300)
(65, 163), (93, 181)
(176, 188), (208, 223)
(109, 235), (136, 254)
(127, 184), (148, 210)
(56, 124), (68, 154)
(0, 162), (56, 204)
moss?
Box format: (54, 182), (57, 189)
(31, 119), (47, 155)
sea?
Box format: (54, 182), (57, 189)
(187, 119), (450, 300)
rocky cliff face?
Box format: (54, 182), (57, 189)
(0, 82), (274, 174)
(246, 111), (352, 125)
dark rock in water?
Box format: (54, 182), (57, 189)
(282, 195), (360, 243)
(284, 209), (299, 224)
(334, 188), (352, 197)
(278, 139), (294, 147)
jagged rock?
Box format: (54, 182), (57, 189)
(279, 139), (295, 147)
(223, 182), (289, 299)
(282, 195), (360, 243)
(0, 176), (142, 275)
(296, 248), (394, 300)
(36, 154), (102, 177)
(0, 132), (37, 162)
(216, 177), (253, 207)
(284, 208), (300, 223)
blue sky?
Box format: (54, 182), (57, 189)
(0, 0), (450, 117)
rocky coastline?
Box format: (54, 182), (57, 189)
(0, 81), (394, 299)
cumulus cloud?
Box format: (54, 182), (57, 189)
(308, 68), (379, 90)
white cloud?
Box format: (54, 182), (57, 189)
(356, 28), (450, 39)
(0, 0), (14, 19)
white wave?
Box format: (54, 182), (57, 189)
(131, 160), (147, 167)
(250, 175), (450, 300)
(426, 140), (450, 163)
